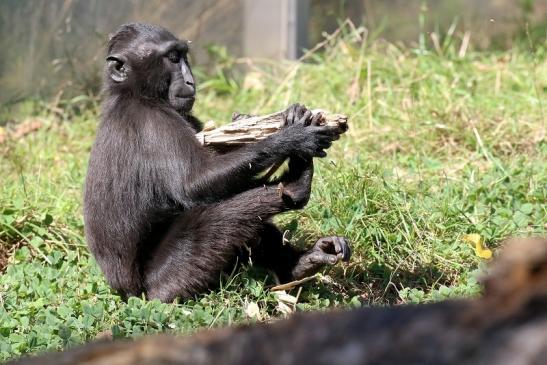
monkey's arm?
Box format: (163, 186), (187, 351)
(186, 105), (341, 204)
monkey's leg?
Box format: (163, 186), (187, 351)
(143, 183), (307, 303)
(252, 222), (351, 282)
(254, 144), (350, 281)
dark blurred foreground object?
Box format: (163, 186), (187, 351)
(12, 237), (547, 365)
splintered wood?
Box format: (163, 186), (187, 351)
(195, 109), (348, 149)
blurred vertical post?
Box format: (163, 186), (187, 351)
(243, 0), (309, 60)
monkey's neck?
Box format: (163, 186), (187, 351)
(182, 113), (203, 133)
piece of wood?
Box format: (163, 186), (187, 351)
(195, 109), (348, 149)
(11, 237), (547, 365)
(270, 274), (318, 291)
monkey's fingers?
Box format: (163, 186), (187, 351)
(295, 104), (307, 120)
(317, 139), (332, 150)
(285, 103), (300, 126)
(313, 149), (327, 158)
(333, 237), (351, 262)
(316, 236), (351, 262)
(308, 252), (340, 265)
(317, 237), (334, 250)
(311, 113), (324, 126)
(298, 110), (313, 126)
(324, 125), (347, 135)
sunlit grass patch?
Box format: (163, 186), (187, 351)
(0, 24), (545, 360)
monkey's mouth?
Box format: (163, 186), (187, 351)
(170, 95), (195, 112)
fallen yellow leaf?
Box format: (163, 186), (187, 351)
(463, 234), (493, 259)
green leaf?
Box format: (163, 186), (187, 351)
(513, 211), (529, 228)
(57, 325), (71, 340)
(519, 203), (534, 215)
(111, 325), (123, 339)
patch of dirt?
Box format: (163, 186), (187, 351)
(0, 243), (9, 272)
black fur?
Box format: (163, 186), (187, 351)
(84, 23), (350, 302)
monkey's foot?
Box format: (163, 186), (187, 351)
(291, 236), (351, 280)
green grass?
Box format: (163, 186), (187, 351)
(0, 27), (545, 361)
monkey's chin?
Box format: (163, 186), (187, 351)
(170, 96), (195, 113)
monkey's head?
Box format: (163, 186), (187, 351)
(105, 23), (195, 113)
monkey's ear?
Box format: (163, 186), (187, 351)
(106, 55), (128, 83)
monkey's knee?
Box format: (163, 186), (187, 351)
(107, 280), (142, 300)
(98, 262), (143, 299)
(279, 182), (311, 209)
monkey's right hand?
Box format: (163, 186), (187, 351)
(281, 103), (342, 159)
(283, 103), (323, 128)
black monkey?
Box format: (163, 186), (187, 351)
(84, 23), (351, 303)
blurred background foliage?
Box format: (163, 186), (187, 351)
(0, 0), (545, 107)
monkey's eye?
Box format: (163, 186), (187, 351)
(166, 50), (181, 63)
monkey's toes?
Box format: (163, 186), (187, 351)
(316, 236), (351, 263)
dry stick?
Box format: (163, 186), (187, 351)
(195, 109), (349, 149)
(271, 274), (319, 292)
(431, 33), (443, 56)
(459, 31), (471, 58)
(367, 59), (373, 127)
(297, 18), (352, 62)
(348, 29), (368, 105)
(195, 109), (349, 179)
